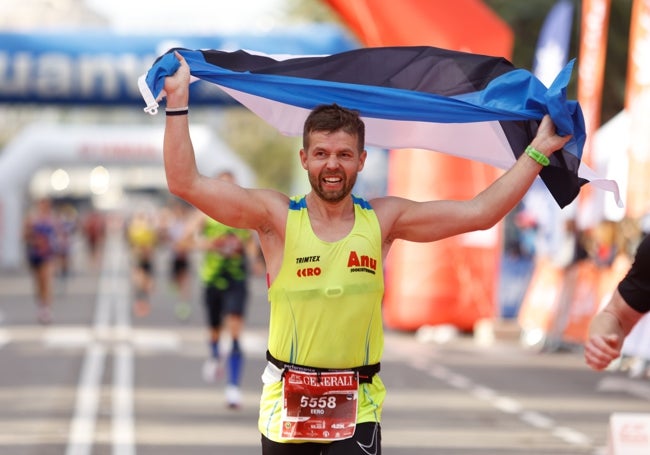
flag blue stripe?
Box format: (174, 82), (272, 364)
(146, 49), (584, 158)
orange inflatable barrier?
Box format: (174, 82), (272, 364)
(383, 149), (501, 332)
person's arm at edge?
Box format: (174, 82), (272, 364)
(584, 290), (645, 371)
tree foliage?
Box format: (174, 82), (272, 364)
(484, 0), (632, 123)
(219, 108), (300, 192)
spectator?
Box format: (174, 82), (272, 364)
(126, 209), (159, 317)
(23, 198), (58, 324)
(185, 171), (262, 409)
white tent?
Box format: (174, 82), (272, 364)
(0, 122), (253, 268)
(590, 110), (629, 223)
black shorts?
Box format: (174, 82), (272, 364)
(137, 258), (153, 275)
(261, 422), (381, 455)
(171, 256), (189, 279)
(28, 254), (50, 270)
(204, 280), (248, 328)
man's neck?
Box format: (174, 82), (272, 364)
(305, 192), (355, 221)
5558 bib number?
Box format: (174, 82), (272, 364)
(281, 369), (358, 441)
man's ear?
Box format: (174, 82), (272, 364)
(358, 149), (368, 172)
(299, 148), (308, 170)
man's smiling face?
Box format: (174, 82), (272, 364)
(300, 130), (367, 203)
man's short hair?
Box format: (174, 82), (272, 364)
(303, 104), (365, 152)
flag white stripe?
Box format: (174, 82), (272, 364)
(220, 86), (514, 167)
(221, 85), (622, 205)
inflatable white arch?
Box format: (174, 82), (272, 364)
(0, 122), (254, 269)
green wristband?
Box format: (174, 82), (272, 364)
(525, 145), (550, 167)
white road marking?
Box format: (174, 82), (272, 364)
(390, 338), (594, 449)
(0, 328), (10, 348)
(553, 426), (593, 445)
(520, 410), (554, 429)
(43, 327), (92, 347)
(65, 343), (107, 455)
(471, 385), (496, 400)
(112, 343), (135, 455)
(132, 330), (180, 351)
(43, 326), (181, 352)
(65, 228), (136, 455)
(597, 376), (650, 400)
(492, 396), (523, 414)
(446, 373), (472, 389)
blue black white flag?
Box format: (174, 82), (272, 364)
(138, 46), (621, 208)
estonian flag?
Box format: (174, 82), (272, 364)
(138, 46), (621, 208)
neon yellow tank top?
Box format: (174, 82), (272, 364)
(259, 195), (386, 441)
(268, 194), (385, 368)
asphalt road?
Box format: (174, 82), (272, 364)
(1, 221), (649, 455)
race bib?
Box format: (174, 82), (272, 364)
(280, 368), (358, 441)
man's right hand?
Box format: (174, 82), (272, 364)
(163, 51), (191, 107)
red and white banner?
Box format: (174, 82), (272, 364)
(625, 0), (650, 218)
(578, 0), (611, 165)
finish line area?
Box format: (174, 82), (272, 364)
(0, 217), (648, 454)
